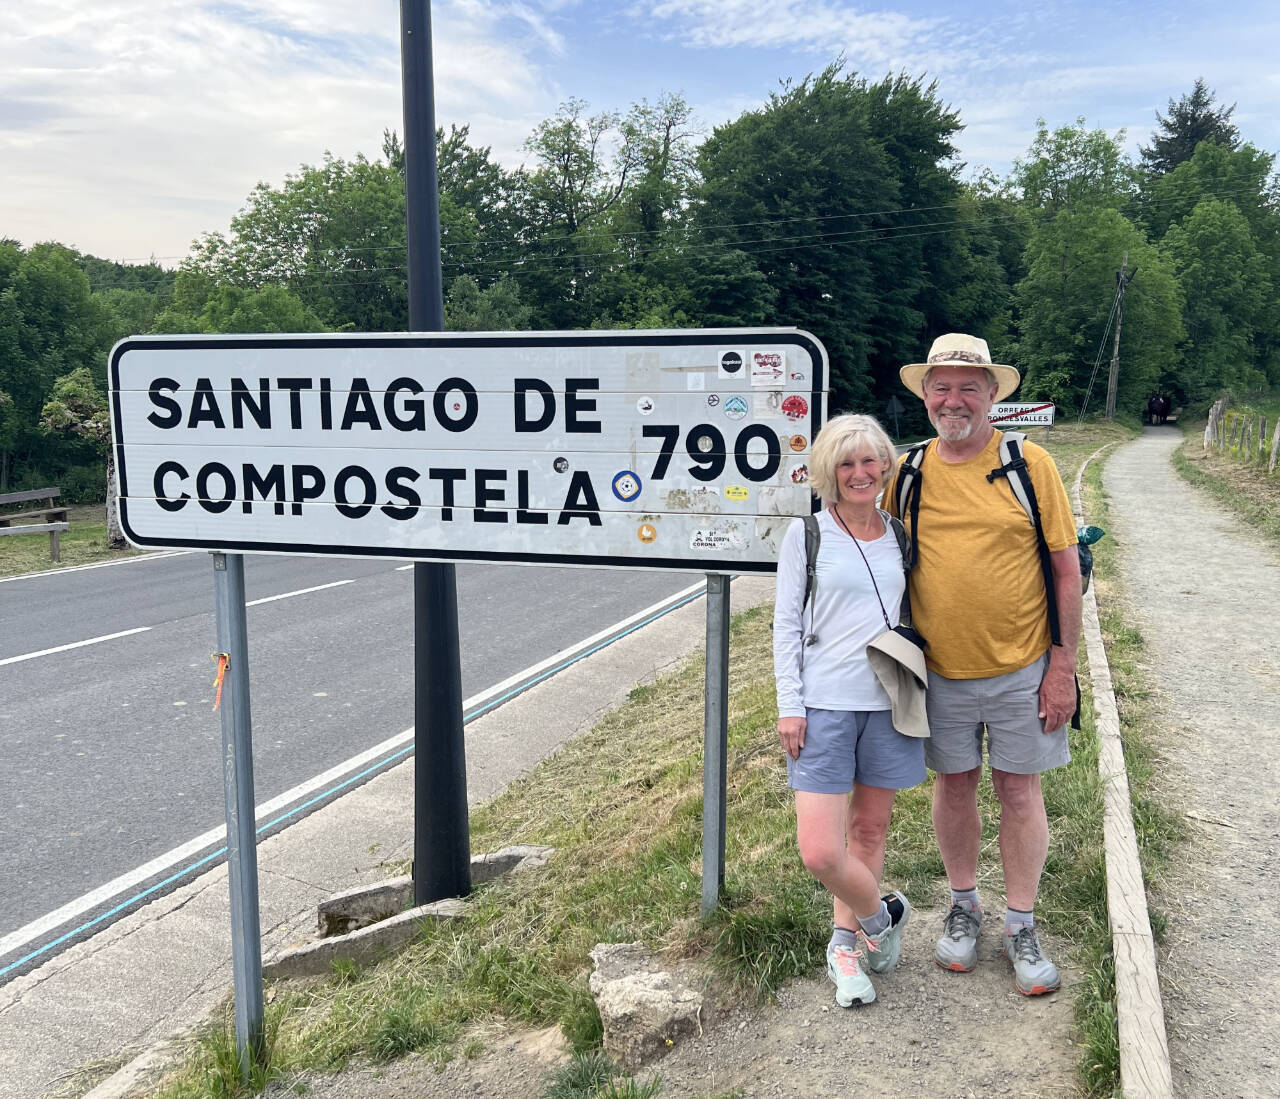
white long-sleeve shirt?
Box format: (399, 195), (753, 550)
(772, 508), (905, 719)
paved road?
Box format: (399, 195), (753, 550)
(0, 551), (697, 970)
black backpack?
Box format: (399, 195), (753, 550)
(891, 431), (1091, 647)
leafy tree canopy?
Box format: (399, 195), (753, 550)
(696, 64), (983, 420)
(1162, 197), (1272, 394)
(1013, 119), (1135, 214)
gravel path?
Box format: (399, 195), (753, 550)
(1103, 427), (1280, 1097)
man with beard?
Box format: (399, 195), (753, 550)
(886, 334), (1080, 996)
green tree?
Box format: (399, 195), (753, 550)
(152, 283), (325, 334)
(1015, 208), (1183, 415)
(40, 366), (119, 522)
(0, 243), (115, 488)
(1013, 118), (1136, 215)
(1139, 78), (1239, 177)
(1138, 140), (1277, 241)
(1162, 198), (1271, 395)
(696, 64), (995, 418)
(443, 275), (531, 331)
(186, 153), (408, 331)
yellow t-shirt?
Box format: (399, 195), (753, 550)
(886, 430), (1077, 679)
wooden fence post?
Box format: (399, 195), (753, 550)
(1270, 419), (1280, 475)
(1258, 416), (1267, 463)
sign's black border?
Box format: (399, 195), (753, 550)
(109, 330), (827, 572)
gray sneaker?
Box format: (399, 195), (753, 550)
(935, 901), (982, 972)
(1002, 924), (1061, 995)
(864, 891), (911, 975)
(826, 942), (876, 1007)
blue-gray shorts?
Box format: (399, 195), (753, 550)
(924, 653), (1071, 776)
(787, 708), (927, 794)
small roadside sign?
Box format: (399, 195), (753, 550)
(989, 402), (1055, 427)
(108, 329), (828, 573)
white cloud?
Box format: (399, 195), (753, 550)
(641, 0), (939, 68)
(0, 0), (559, 261)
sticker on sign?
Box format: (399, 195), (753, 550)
(989, 402), (1055, 426)
(108, 330), (828, 573)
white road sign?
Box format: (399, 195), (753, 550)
(989, 401), (1055, 426)
(109, 330), (828, 572)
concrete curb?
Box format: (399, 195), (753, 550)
(262, 899), (468, 980)
(1073, 446), (1174, 1099)
(314, 845), (552, 937)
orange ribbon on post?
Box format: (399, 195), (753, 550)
(211, 652), (230, 712)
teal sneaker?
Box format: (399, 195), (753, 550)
(826, 941), (875, 1006)
(1002, 924), (1061, 995)
(935, 901), (982, 972)
(864, 892), (911, 975)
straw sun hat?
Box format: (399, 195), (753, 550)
(899, 333), (1020, 401)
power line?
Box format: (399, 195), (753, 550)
(116, 180), (1275, 267)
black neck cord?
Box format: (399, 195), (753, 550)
(830, 506), (892, 631)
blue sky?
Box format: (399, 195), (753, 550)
(2, 0), (1276, 265)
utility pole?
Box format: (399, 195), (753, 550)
(1105, 252), (1134, 420)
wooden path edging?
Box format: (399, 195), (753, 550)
(1073, 446), (1173, 1099)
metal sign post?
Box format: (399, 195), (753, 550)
(700, 573), (730, 916)
(400, 0), (470, 906)
(211, 551), (264, 1077)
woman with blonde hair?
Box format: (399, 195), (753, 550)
(772, 413), (925, 1007)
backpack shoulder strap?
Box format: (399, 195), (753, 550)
(985, 431), (1062, 646)
(801, 511), (821, 614)
(892, 442), (928, 568)
(886, 512), (915, 629)
(800, 511), (822, 646)
(990, 431), (1035, 526)
(887, 513), (910, 564)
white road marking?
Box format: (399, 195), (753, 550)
(0, 579), (709, 966)
(0, 627), (152, 667)
(1, 580), (356, 666)
(245, 579), (354, 606)
(0, 551), (189, 584)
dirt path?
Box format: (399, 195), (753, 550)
(275, 910), (1078, 1099)
(1103, 427), (1280, 1097)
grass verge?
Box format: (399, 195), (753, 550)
(0, 504), (144, 577)
(1172, 418), (1280, 549)
(149, 420), (1163, 1099)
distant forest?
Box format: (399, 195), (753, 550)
(3, 70), (1276, 499)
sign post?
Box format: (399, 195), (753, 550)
(700, 573), (730, 916)
(211, 552), (264, 1077)
(400, 0), (471, 907)
(885, 394), (904, 438)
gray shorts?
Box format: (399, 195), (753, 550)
(924, 653), (1070, 776)
(787, 708), (927, 794)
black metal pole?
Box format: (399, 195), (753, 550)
(401, 0), (470, 904)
